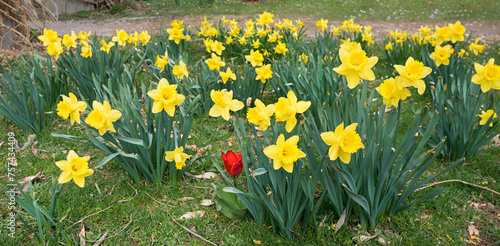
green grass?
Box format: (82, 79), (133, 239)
(2, 25), (500, 246)
(1, 111), (499, 244)
(64, 0), (500, 22)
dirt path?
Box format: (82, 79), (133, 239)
(41, 14), (500, 41)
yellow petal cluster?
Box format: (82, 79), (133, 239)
(274, 91), (311, 132)
(209, 89), (244, 121)
(263, 134), (306, 173)
(147, 78), (185, 115)
(56, 150), (93, 188)
(321, 122), (364, 164)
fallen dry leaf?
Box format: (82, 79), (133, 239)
(19, 172), (42, 190)
(195, 144), (212, 158)
(200, 199), (214, 206)
(334, 209), (346, 233)
(177, 197), (195, 202)
(185, 144), (198, 152)
(246, 97), (253, 107)
(79, 223), (86, 246)
(19, 134), (36, 152)
(493, 134), (500, 146)
(92, 231), (108, 246)
(194, 172), (217, 179)
(378, 236), (388, 245)
(468, 224), (479, 236)
(179, 211), (205, 220)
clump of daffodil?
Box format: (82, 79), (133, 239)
(257, 11), (274, 26)
(100, 39), (115, 54)
(394, 57), (432, 95)
(247, 99), (275, 131)
(165, 147), (191, 170)
(128, 31), (140, 47)
(62, 31), (78, 50)
(316, 18), (328, 32)
(147, 78), (185, 115)
(155, 51), (169, 73)
(263, 134), (306, 173)
(139, 31), (151, 45)
(255, 64), (273, 83)
(57, 93), (87, 124)
(206, 53), (226, 71)
(167, 24), (186, 44)
(38, 28), (61, 46)
(321, 122), (364, 164)
(47, 41), (64, 60)
(173, 61), (189, 80)
(385, 42), (393, 51)
(112, 29), (129, 46)
(209, 89), (244, 121)
(219, 67), (236, 84)
(56, 150), (93, 188)
(469, 38), (485, 55)
(333, 45), (378, 89)
(376, 77), (411, 108)
(448, 21), (466, 43)
(478, 110), (498, 127)
(245, 49), (264, 67)
(274, 91), (311, 132)
(299, 53), (308, 63)
(77, 31), (91, 42)
(431, 25), (451, 45)
(85, 101), (122, 135)
(80, 41), (92, 58)
(274, 41), (288, 55)
(429, 44), (454, 67)
(472, 58), (500, 92)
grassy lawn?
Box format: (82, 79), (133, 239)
(2, 7), (500, 246)
(65, 0), (500, 22)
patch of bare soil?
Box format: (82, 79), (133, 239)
(39, 14), (500, 41)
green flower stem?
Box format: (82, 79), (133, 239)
(49, 183), (64, 220)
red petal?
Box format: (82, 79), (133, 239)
(230, 161), (243, 176)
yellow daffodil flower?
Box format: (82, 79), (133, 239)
(112, 29), (129, 46)
(472, 58), (500, 92)
(394, 57), (432, 94)
(147, 78), (185, 115)
(38, 28), (61, 46)
(255, 64), (273, 83)
(429, 44), (454, 67)
(478, 110), (498, 127)
(333, 47), (378, 89)
(165, 147), (191, 170)
(263, 134), (306, 173)
(219, 67), (236, 84)
(245, 50), (264, 67)
(205, 53), (225, 71)
(247, 99), (275, 131)
(100, 39), (115, 54)
(321, 122), (364, 164)
(376, 77), (411, 108)
(85, 100), (122, 135)
(155, 51), (169, 73)
(80, 41), (92, 58)
(172, 61), (189, 81)
(56, 93), (87, 124)
(209, 89), (243, 121)
(274, 90), (311, 132)
(56, 150), (93, 188)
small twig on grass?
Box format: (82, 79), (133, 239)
(118, 181), (138, 203)
(168, 211), (218, 246)
(415, 179), (500, 196)
(87, 215), (133, 242)
(67, 205), (113, 229)
(144, 192), (167, 205)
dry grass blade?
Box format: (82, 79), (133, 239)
(414, 179), (500, 196)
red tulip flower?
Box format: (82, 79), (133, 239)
(221, 150), (243, 177)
